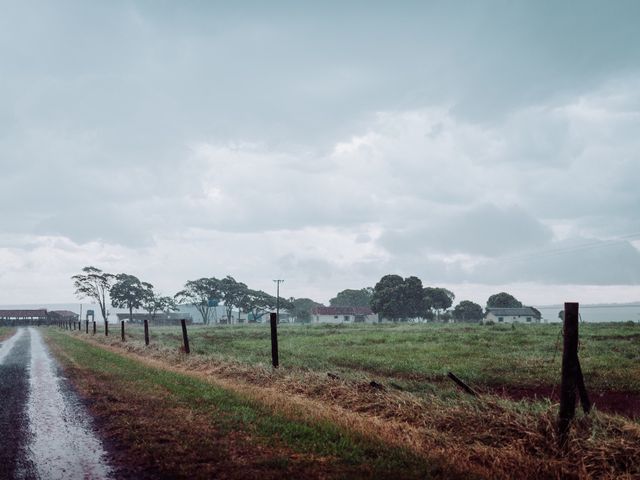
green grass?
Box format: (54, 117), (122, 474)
(119, 321), (640, 393)
(0, 327), (15, 339)
(47, 329), (439, 478)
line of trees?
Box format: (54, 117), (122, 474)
(72, 266), (539, 326)
(72, 266), (292, 325)
(72, 267), (178, 325)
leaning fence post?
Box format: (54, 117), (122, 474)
(121, 321), (125, 342)
(576, 358), (591, 414)
(144, 319), (150, 346)
(180, 319), (190, 354)
(558, 302), (579, 447)
(270, 312), (279, 368)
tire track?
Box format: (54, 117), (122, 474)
(0, 329), (36, 479)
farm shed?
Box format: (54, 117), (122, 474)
(0, 309), (51, 326)
(49, 310), (80, 322)
(311, 306), (379, 324)
(484, 307), (541, 324)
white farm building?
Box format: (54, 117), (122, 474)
(311, 306), (379, 324)
(484, 307), (541, 324)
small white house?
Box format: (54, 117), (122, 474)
(311, 306), (379, 324)
(484, 307), (541, 324)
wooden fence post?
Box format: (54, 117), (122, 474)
(144, 319), (150, 346)
(121, 321), (125, 342)
(270, 312), (279, 368)
(180, 319), (190, 354)
(576, 358), (591, 414)
(92, 321), (96, 335)
(105, 321), (109, 337)
(85, 320), (89, 334)
(559, 302), (579, 446)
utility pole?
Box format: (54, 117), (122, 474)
(273, 279), (284, 324)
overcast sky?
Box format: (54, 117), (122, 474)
(1, 1), (640, 306)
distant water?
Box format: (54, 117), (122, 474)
(535, 304), (640, 323)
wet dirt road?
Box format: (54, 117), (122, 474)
(0, 328), (112, 479)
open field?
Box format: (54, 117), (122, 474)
(113, 322), (640, 398)
(45, 330), (440, 479)
(0, 327), (15, 341)
(46, 322), (640, 478)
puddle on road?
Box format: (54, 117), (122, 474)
(0, 329), (25, 364)
(27, 328), (113, 480)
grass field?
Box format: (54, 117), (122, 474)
(0, 327), (15, 341)
(113, 322), (640, 394)
(46, 330), (440, 479)
(51, 322), (640, 479)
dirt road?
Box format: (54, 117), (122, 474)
(0, 328), (112, 480)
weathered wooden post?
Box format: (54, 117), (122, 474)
(558, 302), (579, 446)
(93, 321), (96, 335)
(78, 321), (81, 331)
(121, 321), (125, 342)
(105, 321), (109, 337)
(85, 320), (89, 334)
(144, 319), (150, 346)
(270, 312), (279, 368)
(180, 319), (190, 354)
(447, 372), (478, 396)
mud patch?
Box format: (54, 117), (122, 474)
(490, 384), (640, 419)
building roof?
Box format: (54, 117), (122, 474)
(0, 309), (48, 318)
(312, 306), (374, 316)
(486, 307), (538, 317)
(50, 310), (79, 318)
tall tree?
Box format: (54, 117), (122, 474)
(71, 266), (115, 324)
(240, 289), (278, 323)
(143, 293), (179, 323)
(329, 288), (373, 307)
(486, 292), (522, 309)
(370, 274), (426, 321)
(110, 274), (154, 323)
(452, 300), (484, 322)
(424, 287), (455, 320)
(289, 297), (323, 323)
(175, 277), (222, 325)
(219, 276), (249, 324)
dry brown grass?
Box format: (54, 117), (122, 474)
(70, 331), (640, 480)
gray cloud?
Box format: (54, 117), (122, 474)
(1, 2), (640, 303)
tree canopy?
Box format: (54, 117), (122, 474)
(71, 266), (114, 323)
(143, 293), (178, 322)
(452, 300), (484, 322)
(370, 274), (426, 321)
(175, 277), (222, 325)
(289, 297), (323, 323)
(486, 292), (523, 309)
(424, 287), (455, 320)
(239, 289), (278, 323)
(329, 288), (373, 308)
(220, 276), (249, 324)
(110, 273), (154, 322)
